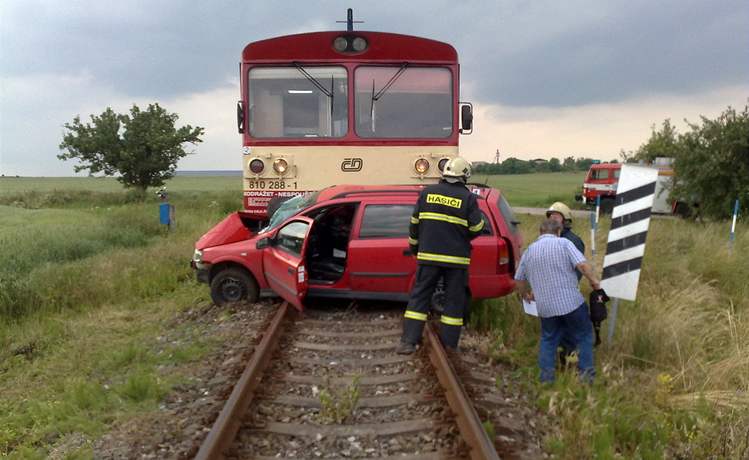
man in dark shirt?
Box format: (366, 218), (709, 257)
(396, 157), (484, 354)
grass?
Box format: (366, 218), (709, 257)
(471, 212), (749, 459)
(473, 172), (585, 207)
(1, 174), (746, 458)
(0, 175), (242, 194)
(0, 180), (235, 457)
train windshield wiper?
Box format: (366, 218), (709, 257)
(293, 62), (334, 116)
(370, 63), (408, 132)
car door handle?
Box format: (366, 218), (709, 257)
(403, 249), (412, 256)
(288, 267), (294, 274)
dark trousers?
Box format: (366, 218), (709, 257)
(539, 303), (595, 383)
(401, 264), (468, 349)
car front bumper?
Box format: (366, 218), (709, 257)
(190, 260), (211, 284)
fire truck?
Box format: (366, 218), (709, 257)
(236, 11), (473, 222)
(576, 158), (681, 214)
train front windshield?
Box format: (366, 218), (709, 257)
(249, 66), (349, 138)
(248, 65), (453, 140)
(355, 66), (452, 138)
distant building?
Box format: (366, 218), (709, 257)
(531, 158), (548, 165)
(472, 161), (489, 167)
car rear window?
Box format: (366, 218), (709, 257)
(497, 195), (519, 235)
(359, 205), (414, 238)
(478, 212), (493, 235)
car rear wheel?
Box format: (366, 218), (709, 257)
(210, 268), (259, 305)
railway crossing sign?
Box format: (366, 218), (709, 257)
(600, 165), (658, 301)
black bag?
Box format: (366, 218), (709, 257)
(589, 289), (610, 346)
(589, 289), (609, 323)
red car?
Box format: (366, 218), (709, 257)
(192, 185), (522, 310)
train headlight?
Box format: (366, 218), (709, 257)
(333, 36), (348, 52)
(438, 158), (449, 172)
(352, 37), (367, 52)
(273, 158), (289, 175)
(414, 158), (430, 174)
(249, 159), (265, 174)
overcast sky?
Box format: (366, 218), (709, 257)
(1, 0), (747, 176)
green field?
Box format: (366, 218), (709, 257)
(1, 172), (585, 208)
(1, 174), (747, 458)
(474, 172), (585, 207)
(0, 175), (242, 193)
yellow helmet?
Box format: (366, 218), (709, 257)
(546, 201), (572, 221)
(442, 157), (472, 181)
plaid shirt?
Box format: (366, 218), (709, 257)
(515, 234), (586, 318)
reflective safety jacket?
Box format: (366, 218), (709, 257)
(408, 181), (484, 268)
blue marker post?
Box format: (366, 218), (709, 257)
(157, 187), (175, 231)
(589, 210), (597, 265)
(729, 198), (739, 249)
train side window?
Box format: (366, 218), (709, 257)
(275, 221), (309, 255)
(359, 205), (414, 238)
(613, 169), (621, 179)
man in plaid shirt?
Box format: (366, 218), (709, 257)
(514, 218), (602, 383)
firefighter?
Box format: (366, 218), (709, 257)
(396, 157), (484, 354)
(546, 202), (586, 365)
(546, 202), (585, 264)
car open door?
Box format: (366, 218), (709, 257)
(262, 217), (313, 311)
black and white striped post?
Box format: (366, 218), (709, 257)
(600, 165), (659, 342)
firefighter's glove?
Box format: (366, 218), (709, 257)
(588, 289), (609, 323)
(409, 244), (419, 257)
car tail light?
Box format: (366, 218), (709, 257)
(249, 159), (264, 174)
(498, 240), (510, 274)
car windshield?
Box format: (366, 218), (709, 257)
(260, 192), (320, 233)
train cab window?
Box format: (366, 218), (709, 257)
(359, 205), (414, 238)
(355, 66), (453, 138)
(613, 169), (621, 179)
(591, 169), (610, 180)
(249, 66), (348, 138)
(275, 221), (310, 255)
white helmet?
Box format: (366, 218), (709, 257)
(546, 201), (572, 221)
(442, 157), (472, 182)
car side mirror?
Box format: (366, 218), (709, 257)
(237, 100), (245, 134)
(256, 237), (270, 249)
(460, 103), (473, 134)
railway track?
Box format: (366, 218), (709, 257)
(194, 302), (501, 459)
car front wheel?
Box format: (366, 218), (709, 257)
(210, 268), (259, 305)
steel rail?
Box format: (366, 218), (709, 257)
(195, 302), (291, 460)
(425, 323), (500, 460)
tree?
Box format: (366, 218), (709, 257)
(574, 157), (596, 171)
(672, 104), (749, 218)
(635, 119), (681, 162)
(59, 103), (204, 194)
(562, 156), (576, 171)
(549, 157), (562, 172)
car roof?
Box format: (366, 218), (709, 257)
(591, 163), (622, 169)
(316, 184), (493, 202)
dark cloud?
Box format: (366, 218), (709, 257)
(1, 0), (747, 105)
